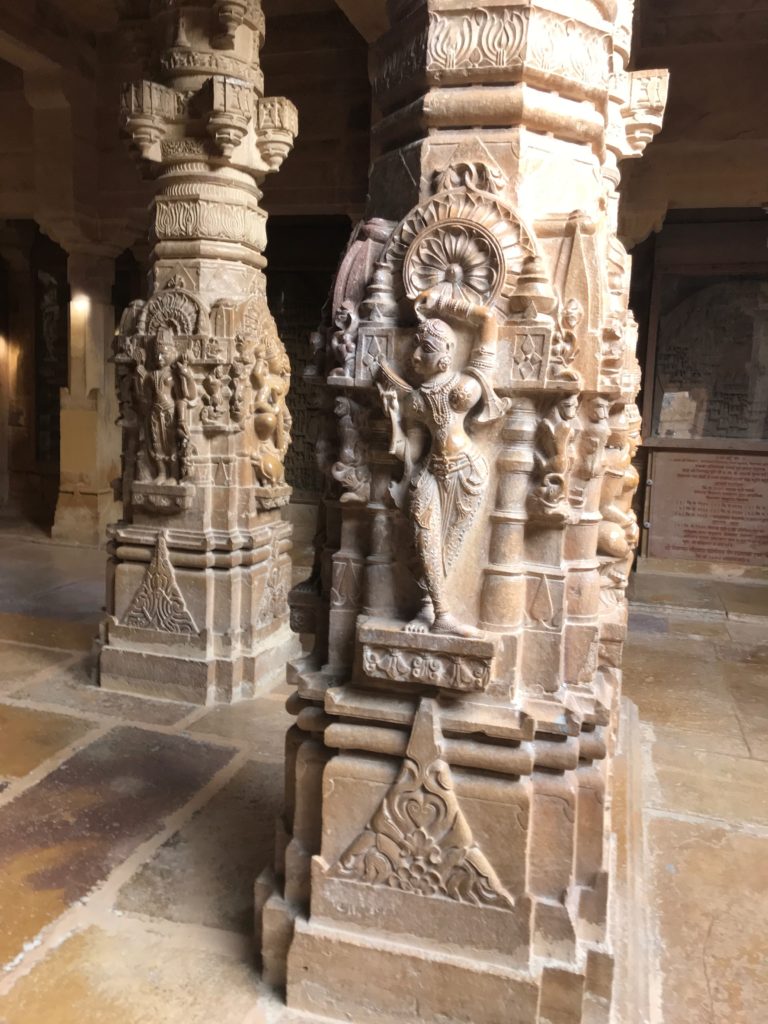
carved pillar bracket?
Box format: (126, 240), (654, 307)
(100, 0), (298, 706)
(259, 1), (667, 1021)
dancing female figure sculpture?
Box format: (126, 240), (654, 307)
(375, 291), (507, 637)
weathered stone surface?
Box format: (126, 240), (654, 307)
(189, 695), (293, 761)
(0, 926), (262, 1024)
(12, 668), (195, 728)
(117, 760), (283, 932)
(258, 2), (669, 1021)
(99, 0), (299, 705)
(649, 817), (768, 1024)
(623, 641), (750, 756)
(0, 704), (92, 778)
(0, 727), (233, 967)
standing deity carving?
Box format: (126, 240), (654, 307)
(374, 292), (508, 637)
(131, 330), (198, 483)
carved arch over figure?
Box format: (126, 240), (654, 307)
(139, 284), (211, 336)
(382, 180), (539, 316)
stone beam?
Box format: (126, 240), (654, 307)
(0, 0), (97, 75)
(334, 0), (389, 42)
(98, 0), (299, 705)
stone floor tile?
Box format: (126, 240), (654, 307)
(13, 665), (195, 727)
(725, 621), (768, 648)
(0, 537), (104, 623)
(116, 759), (283, 932)
(0, 643), (81, 693)
(0, 638), (87, 696)
(716, 581), (768, 622)
(627, 611), (668, 634)
(667, 615), (731, 640)
(647, 742), (768, 826)
(622, 646), (749, 755)
(723, 670), (768, 762)
(716, 635), (768, 667)
(0, 925), (261, 1024)
(649, 817), (768, 1024)
(0, 704), (93, 778)
(0, 614), (97, 652)
(628, 574), (724, 615)
(0, 727), (234, 967)
(188, 696), (293, 760)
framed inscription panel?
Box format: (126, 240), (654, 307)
(649, 273), (768, 443)
(647, 451), (768, 566)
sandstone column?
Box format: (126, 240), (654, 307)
(258, 1), (667, 1020)
(52, 252), (121, 545)
(99, 0), (298, 705)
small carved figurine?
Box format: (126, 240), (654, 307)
(527, 395), (579, 524)
(329, 301), (359, 378)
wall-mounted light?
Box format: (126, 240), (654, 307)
(70, 294), (91, 318)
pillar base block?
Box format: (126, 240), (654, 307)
(51, 489), (119, 547)
(99, 620), (299, 705)
(255, 697), (651, 1024)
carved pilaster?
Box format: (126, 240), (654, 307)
(100, 0), (298, 705)
(261, 1), (667, 1021)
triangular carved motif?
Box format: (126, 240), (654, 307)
(333, 699), (514, 909)
(122, 532), (198, 635)
(529, 575), (557, 628)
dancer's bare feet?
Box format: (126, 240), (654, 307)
(431, 612), (482, 638)
(404, 612), (431, 634)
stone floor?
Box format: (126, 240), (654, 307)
(0, 536), (766, 1023)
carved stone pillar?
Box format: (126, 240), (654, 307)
(99, 0), (298, 705)
(258, 1), (667, 1021)
(51, 252), (121, 546)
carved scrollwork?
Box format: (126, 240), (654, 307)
(139, 284), (210, 337)
(383, 186), (537, 315)
(122, 532), (198, 635)
(332, 700), (514, 908)
(362, 645), (491, 693)
(427, 8), (527, 77)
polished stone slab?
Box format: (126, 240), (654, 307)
(0, 704), (92, 778)
(649, 817), (768, 1024)
(0, 727), (233, 967)
(116, 759), (283, 933)
(0, 925), (261, 1024)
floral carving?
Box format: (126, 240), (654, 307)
(428, 8), (527, 76)
(384, 188), (537, 315)
(404, 225), (501, 306)
(527, 12), (610, 88)
(362, 645), (491, 693)
(333, 700), (514, 908)
(122, 532), (198, 635)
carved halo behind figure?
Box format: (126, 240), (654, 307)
(383, 183), (539, 312)
(403, 220), (505, 306)
(140, 285), (211, 337)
